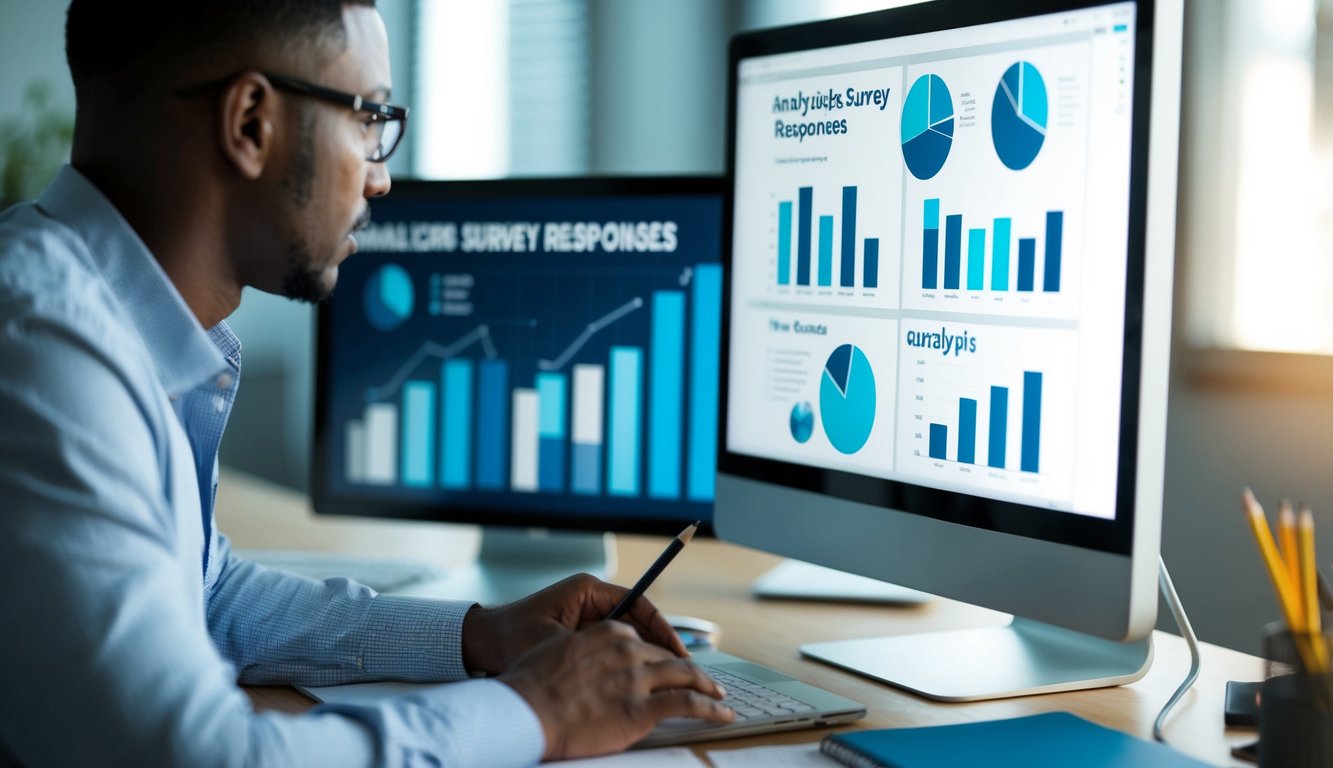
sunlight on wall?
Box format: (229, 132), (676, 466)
(1228, 0), (1333, 353)
(416, 2), (510, 178)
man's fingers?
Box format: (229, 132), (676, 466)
(641, 688), (736, 724)
(625, 600), (688, 657)
(587, 621), (676, 665)
(641, 658), (726, 698)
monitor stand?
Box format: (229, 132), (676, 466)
(752, 559), (932, 605)
(413, 527), (617, 605)
(800, 617), (1153, 702)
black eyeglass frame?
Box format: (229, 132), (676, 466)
(176, 70), (409, 162)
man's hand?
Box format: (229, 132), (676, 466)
(499, 620), (733, 760)
(462, 573), (686, 674)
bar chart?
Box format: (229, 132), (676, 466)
(919, 198), (1063, 294)
(775, 185), (881, 291)
(342, 264), (722, 504)
(925, 372), (1043, 473)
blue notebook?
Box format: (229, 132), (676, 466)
(820, 712), (1213, 768)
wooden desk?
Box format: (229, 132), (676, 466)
(217, 470), (1261, 765)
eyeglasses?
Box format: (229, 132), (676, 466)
(176, 71), (409, 163)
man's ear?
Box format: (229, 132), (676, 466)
(218, 72), (277, 180)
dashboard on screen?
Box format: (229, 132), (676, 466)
(314, 179), (723, 535)
(724, 2), (1141, 538)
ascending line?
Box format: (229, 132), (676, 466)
(365, 325), (499, 402)
(538, 297), (644, 372)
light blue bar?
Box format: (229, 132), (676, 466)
(967, 228), (985, 291)
(537, 372), (567, 492)
(536, 373), (566, 438)
(817, 215), (834, 287)
(441, 360), (472, 489)
(609, 347), (642, 496)
(688, 264), (722, 501)
(992, 218), (1011, 291)
(649, 292), (684, 499)
(924, 198), (940, 229)
(402, 380), (435, 488)
(572, 443), (601, 495)
(778, 201), (792, 285)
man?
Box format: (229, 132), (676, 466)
(0, 2), (732, 765)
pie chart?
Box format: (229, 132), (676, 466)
(365, 263), (414, 332)
(790, 401), (815, 444)
(901, 74), (954, 180)
(992, 61), (1048, 170)
(819, 344), (876, 454)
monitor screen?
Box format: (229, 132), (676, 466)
(313, 178), (723, 536)
(717, 0), (1179, 658)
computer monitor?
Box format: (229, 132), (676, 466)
(313, 177), (722, 602)
(717, 0), (1181, 700)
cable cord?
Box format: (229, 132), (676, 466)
(1154, 555), (1201, 743)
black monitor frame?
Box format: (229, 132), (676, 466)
(311, 176), (724, 538)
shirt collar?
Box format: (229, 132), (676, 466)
(37, 165), (232, 396)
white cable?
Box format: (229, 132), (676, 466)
(1154, 555), (1201, 743)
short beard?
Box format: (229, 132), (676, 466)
(278, 107), (331, 304)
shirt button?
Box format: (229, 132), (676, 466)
(215, 372), (233, 389)
(213, 396), (226, 412)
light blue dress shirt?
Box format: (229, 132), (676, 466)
(0, 167), (545, 767)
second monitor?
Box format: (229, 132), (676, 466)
(313, 177), (722, 601)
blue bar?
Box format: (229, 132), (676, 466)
(688, 264), (722, 501)
(649, 291), (684, 499)
(944, 214), (962, 290)
(441, 360), (473, 489)
(967, 228), (985, 291)
(777, 201), (792, 285)
(1044, 211), (1063, 292)
(864, 239), (879, 289)
(402, 381), (435, 487)
(992, 218), (1011, 291)
(817, 216), (834, 287)
(958, 398), (977, 464)
(841, 186), (857, 287)
(929, 423), (947, 460)
(988, 386), (1008, 469)
(476, 360), (508, 489)
(923, 230), (939, 289)
(572, 443), (601, 495)
(609, 347), (642, 496)
(797, 187), (813, 285)
(1018, 237), (1036, 291)
(1022, 371), (1042, 473)
(536, 372), (567, 492)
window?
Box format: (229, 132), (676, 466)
(1182, 0), (1333, 356)
(412, 0), (589, 178)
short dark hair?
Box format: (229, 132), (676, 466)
(65, 0), (376, 99)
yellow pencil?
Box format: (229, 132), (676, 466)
(1279, 501), (1299, 593)
(1298, 507), (1327, 672)
(1244, 489), (1305, 633)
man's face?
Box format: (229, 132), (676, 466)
(275, 5), (392, 303)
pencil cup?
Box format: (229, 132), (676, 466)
(1259, 623), (1333, 768)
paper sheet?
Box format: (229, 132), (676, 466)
(549, 747), (707, 766)
(706, 743), (841, 767)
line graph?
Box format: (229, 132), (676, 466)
(364, 325), (499, 402)
(538, 298), (644, 371)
